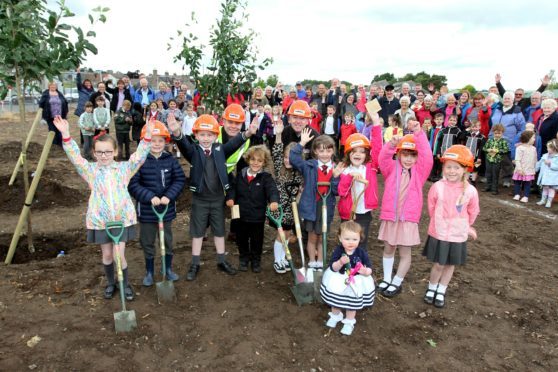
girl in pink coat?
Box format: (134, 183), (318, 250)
(337, 113), (383, 250)
(377, 121), (433, 297)
(422, 145), (479, 308)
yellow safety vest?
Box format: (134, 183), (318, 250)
(217, 127), (250, 174)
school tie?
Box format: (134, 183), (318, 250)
(204, 149), (210, 157)
(321, 165), (328, 174)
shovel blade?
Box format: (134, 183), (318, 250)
(295, 268), (309, 284)
(313, 271), (324, 303)
(156, 281), (176, 303)
(114, 310), (137, 333)
(290, 283), (314, 306)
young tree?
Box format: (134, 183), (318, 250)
(170, 0), (273, 112)
(265, 74), (279, 88)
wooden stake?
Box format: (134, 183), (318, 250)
(5, 131), (55, 264)
(8, 109), (42, 186)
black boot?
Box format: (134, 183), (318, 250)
(122, 268), (134, 301)
(103, 263), (116, 299)
(143, 258), (154, 287)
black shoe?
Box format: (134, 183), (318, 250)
(238, 260), (249, 272)
(382, 283), (402, 298)
(424, 289), (436, 305)
(124, 285), (135, 301)
(104, 284), (116, 299)
(251, 261), (261, 273)
(217, 261), (237, 275)
(434, 293), (445, 308)
(186, 264), (200, 281)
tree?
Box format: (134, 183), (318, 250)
(370, 71), (447, 89)
(0, 0), (107, 251)
(372, 73), (395, 84)
(461, 84), (476, 95)
(253, 77), (265, 89)
(265, 74), (279, 88)
(171, 0), (273, 112)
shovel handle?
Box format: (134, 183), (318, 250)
(105, 221), (125, 244)
(151, 204), (169, 221)
(266, 205), (284, 228)
(291, 201), (306, 268)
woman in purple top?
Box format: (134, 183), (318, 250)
(38, 81), (68, 146)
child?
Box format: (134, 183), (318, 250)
(128, 121), (186, 286)
(434, 114), (461, 178)
(52, 116), (153, 301)
(337, 113), (382, 250)
(512, 131), (537, 202)
(79, 101), (95, 160)
(131, 102), (146, 146)
(182, 103), (197, 141)
(93, 96), (111, 136)
(320, 221), (375, 336)
(429, 113), (445, 181)
(256, 103), (273, 145)
(290, 129), (343, 270)
(162, 99), (184, 155)
(114, 100), (133, 160)
(483, 124), (509, 195)
(536, 139), (558, 208)
(167, 113), (258, 281)
(309, 101), (323, 134)
(322, 105), (339, 148)
(226, 145), (279, 272)
(383, 114), (403, 144)
(339, 112), (357, 156)
(270, 121), (303, 274)
(460, 120), (486, 185)
(422, 145), (479, 308)
(147, 101), (162, 122)
(377, 120), (433, 297)
(422, 117), (433, 138)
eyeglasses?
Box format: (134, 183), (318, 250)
(94, 151), (114, 157)
(515, 93), (523, 96)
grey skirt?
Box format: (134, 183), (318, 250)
(87, 225), (137, 244)
(422, 235), (467, 266)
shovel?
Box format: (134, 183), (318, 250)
(313, 181), (331, 302)
(350, 178), (369, 220)
(152, 204), (176, 303)
(267, 206), (314, 306)
(105, 221), (137, 333)
(291, 201), (313, 284)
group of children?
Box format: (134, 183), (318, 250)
(55, 94), (557, 337)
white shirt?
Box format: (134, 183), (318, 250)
(324, 116), (335, 135)
(182, 113), (197, 136)
(317, 160), (333, 173)
(343, 164), (369, 214)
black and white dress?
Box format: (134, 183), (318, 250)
(320, 245), (375, 310)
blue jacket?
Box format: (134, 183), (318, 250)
(490, 105), (526, 147)
(154, 90), (173, 104)
(173, 131), (248, 193)
(536, 153), (558, 186)
(128, 151), (186, 223)
(74, 72), (94, 116)
(133, 87), (156, 106)
(289, 143), (339, 223)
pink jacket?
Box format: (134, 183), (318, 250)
(378, 130), (433, 223)
(338, 125), (382, 219)
(355, 87), (367, 113)
(427, 180), (479, 243)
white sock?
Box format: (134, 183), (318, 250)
(437, 284), (447, 294)
(391, 275), (403, 287)
(428, 282), (438, 291)
(382, 257), (394, 283)
(273, 241), (283, 263)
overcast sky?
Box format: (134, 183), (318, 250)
(55, 0), (558, 90)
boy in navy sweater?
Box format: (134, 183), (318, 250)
(129, 121), (186, 286)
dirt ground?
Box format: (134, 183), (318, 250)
(0, 111), (557, 371)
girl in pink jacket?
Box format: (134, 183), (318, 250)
(337, 113), (382, 250)
(422, 145), (479, 308)
(377, 121), (433, 298)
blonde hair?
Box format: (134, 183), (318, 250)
(338, 220), (363, 240)
(243, 145), (272, 169)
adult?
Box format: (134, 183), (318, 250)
(457, 90), (472, 128)
(536, 99), (558, 156)
(282, 88), (297, 113)
(399, 82), (416, 103)
(133, 78), (156, 108)
(121, 75), (135, 97)
(369, 84), (379, 101)
(413, 83), (423, 98)
(495, 73), (550, 111)
(252, 87), (268, 106)
(154, 82), (172, 106)
(413, 94), (435, 125)
(105, 79), (133, 113)
(487, 92), (502, 130)
(340, 93), (359, 119)
(490, 91), (526, 186)
(171, 79), (182, 98)
(394, 96), (416, 129)
(301, 86), (313, 103)
(38, 81), (68, 147)
(280, 100), (319, 152)
(463, 93), (491, 137)
(524, 91), (542, 122)
(264, 86), (275, 106)
(311, 83), (329, 117)
(378, 84), (401, 127)
(295, 81), (305, 99)
(273, 82), (284, 106)
(89, 82), (110, 108)
(74, 67), (94, 117)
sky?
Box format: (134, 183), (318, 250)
(53, 0), (558, 91)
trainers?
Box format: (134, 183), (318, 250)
(520, 196), (528, 203)
(537, 197), (547, 206)
(104, 284), (116, 299)
(142, 272), (154, 287)
(513, 194), (520, 201)
(503, 181), (511, 188)
(340, 319), (356, 336)
(282, 258), (291, 271)
(326, 312), (343, 328)
(124, 285), (135, 301)
(274, 261), (286, 274)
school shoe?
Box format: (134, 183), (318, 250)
(424, 288), (436, 305)
(377, 280), (390, 294)
(503, 181), (511, 188)
(340, 318), (356, 336)
(513, 194), (520, 201)
(325, 311), (344, 328)
(238, 260), (249, 272)
(537, 197), (548, 206)
(273, 261), (286, 274)
(104, 284), (116, 299)
(382, 283), (402, 298)
(143, 258), (155, 287)
(520, 197), (529, 203)
(282, 258), (291, 271)
(251, 260), (262, 273)
(186, 263), (200, 281)
(315, 261), (324, 272)
(217, 260), (237, 275)
(434, 293), (445, 308)
(124, 285), (135, 301)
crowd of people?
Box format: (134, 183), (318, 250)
(45, 71), (558, 336)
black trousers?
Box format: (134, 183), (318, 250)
(139, 221), (174, 259)
(486, 161), (501, 192)
(236, 220), (265, 263)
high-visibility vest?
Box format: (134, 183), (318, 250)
(217, 127), (250, 174)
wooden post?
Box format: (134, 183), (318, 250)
(5, 131), (55, 264)
(8, 109), (42, 186)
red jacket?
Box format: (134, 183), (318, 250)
(464, 105), (491, 137)
(309, 109), (322, 133)
(339, 122), (357, 146)
(226, 93), (245, 107)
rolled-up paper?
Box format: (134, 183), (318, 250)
(231, 204), (240, 219)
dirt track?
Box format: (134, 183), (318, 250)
(0, 113), (556, 371)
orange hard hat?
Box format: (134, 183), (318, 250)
(344, 133), (370, 154)
(222, 103), (246, 123)
(396, 134), (417, 153)
(441, 145), (474, 172)
(287, 100), (312, 118)
(193, 114), (220, 135)
(141, 120), (170, 143)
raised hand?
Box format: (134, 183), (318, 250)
(53, 116), (70, 138)
(299, 127), (314, 146)
(390, 135), (402, 147)
(246, 116), (259, 137)
(541, 74), (551, 86)
(407, 120), (421, 133)
(274, 120), (284, 135)
(495, 73), (501, 83)
(332, 162), (346, 178)
(166, 114), (181, 137)
(370, 112), (381, 126)
(144, 118), (154, 140)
